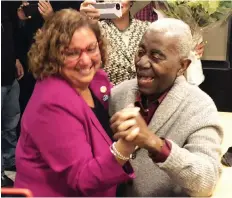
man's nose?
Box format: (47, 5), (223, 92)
(136, 55), (151, 68)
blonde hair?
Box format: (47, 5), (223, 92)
(28, 9), (107, 80)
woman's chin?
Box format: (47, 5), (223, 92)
(73, 72), (96, 89)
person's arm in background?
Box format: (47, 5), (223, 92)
(38, 1), (84, 20)
(38, 0), (54, 20)
(195, 42), (205, 59)
(9, 1), (25, 80)
(17, 1), (32, 20)
(17, 1), (53, 21)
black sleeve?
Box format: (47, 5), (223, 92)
(9, 1), (22, 59)
(51, 1), (83, 12)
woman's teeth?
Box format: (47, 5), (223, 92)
(79, 67), (92, 75)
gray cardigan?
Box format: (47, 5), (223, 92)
(109, 76), (223, 197)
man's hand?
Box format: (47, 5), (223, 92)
(38, 0), (54, 20)
(80, 0), (100, 22)
(110, 106), (163, 152)
(16, 59), (24, 80)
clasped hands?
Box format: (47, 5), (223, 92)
(110, 105), (164, 153)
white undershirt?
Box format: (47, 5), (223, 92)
(153, 7), (165, 19)
(121, 31), (130, 47)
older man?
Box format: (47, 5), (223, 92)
(110, 18), (223, 197)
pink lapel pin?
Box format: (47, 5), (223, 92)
(100, 86), (108, 101)
(100, 86), (107, 93)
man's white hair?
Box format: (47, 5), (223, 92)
(148, 18), (193, 58)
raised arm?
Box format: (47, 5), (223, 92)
(80, 0), (100, 22)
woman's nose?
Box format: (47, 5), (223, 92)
(78, 51), (92, 66)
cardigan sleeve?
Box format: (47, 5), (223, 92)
(31, 101), (134, 196)
(157, 104), (223, 197)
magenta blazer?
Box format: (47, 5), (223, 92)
(14, 70), (134, 197)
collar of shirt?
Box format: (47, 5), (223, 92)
(135, 91), (168, 124)
(152, 7), (165, 19)
(135, 91), (168, 107)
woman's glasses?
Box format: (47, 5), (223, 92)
(64, 41), (99, 61)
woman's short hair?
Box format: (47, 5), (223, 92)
(28, 9), (107, 80)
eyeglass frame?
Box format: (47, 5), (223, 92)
(63, 41), (100, 61)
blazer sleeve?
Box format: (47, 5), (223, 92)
(31, 101), (134, 196)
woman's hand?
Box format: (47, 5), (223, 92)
(113, 139), (136, 165)
(38, 0), (54, 20)
(80, 0), (100, 22)
(111, 106), (164, 152)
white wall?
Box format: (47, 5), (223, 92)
(202, 22), (229, 61)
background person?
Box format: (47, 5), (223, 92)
(80, 0), (150, 85)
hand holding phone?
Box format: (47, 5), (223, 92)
(92, 2), (122, 19)
(80, 0), (100, 21)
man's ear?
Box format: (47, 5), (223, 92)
(177, 58), (191, 76)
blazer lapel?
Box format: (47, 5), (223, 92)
(88, 107), (112, 146)
(148, 76), (189, 135)
(89, 74), (112, 146)
(73, 90), (112, 146)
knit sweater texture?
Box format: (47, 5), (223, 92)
(109, 76), (223, 197)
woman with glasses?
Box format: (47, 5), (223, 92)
(80, 0), (150, 85)
(14, 9), (135, 197)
